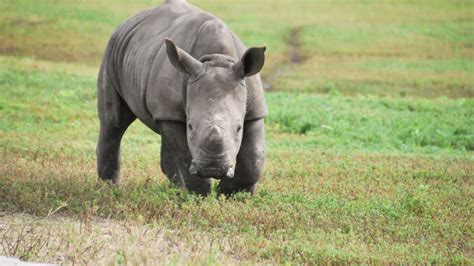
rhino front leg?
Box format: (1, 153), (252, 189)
(218, 119), (265, 195)
(159, 121), (212, 196)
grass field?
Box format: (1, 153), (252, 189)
(1, 0), (473, 264)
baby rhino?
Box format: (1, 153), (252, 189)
(96, 0), (268, 195)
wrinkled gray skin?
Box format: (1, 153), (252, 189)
(96, 0), (267, 195)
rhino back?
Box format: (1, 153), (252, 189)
(103, 0), (267, 130)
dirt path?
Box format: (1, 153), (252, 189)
(263, 27), (306, 91)
(287, 27), (305, 64)
(0, 212), (238, 265)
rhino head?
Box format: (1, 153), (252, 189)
(165, 38), (265, 179)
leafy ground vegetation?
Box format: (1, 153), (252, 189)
(0, 0), (473, 264)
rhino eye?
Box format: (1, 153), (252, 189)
(188, 124), (193, 131)
(237, 125), (242, 132)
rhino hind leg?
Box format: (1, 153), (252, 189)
(159, 121), (212, 196)
(96, 119), (135, 184)
(217, 119), (265, 195)
(96, 68), (136, 185)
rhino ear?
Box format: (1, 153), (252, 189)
(165, 38), (203, 76)
(233, 47), (266, 79)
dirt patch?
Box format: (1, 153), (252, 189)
(0, 256), (54, 266)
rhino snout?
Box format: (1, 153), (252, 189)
(189, 160), (234, 179)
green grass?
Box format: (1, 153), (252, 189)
(1, 62), (472, 157)
(1, 54), (472, 264)
(267, 93), (473, 153)
(0, 0), (473, 264)
(1, 0), (472, 97)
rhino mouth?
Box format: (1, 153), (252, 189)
(189, 160), (234, 179)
